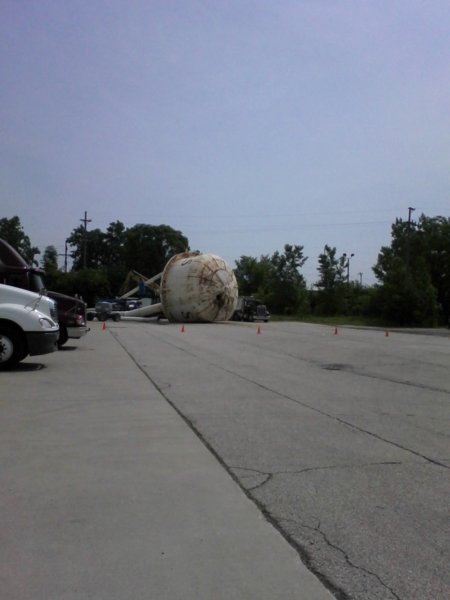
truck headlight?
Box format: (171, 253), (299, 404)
(39, 317), (56, 329)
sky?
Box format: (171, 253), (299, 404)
(1, 0), (449, 285)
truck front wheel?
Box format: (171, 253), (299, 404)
(0, 325), (26, 369)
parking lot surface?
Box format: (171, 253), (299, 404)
(1, 320), (449, 599)
(1, 321), (332, 600)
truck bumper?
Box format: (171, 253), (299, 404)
(26, 331), (59, 356)
(67, 326), (90, 340)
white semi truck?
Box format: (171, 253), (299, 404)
(0, 284), (59, 368)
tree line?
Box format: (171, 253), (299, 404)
(1, 214), (449, 326)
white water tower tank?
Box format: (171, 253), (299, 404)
(160, 252), (238, 322)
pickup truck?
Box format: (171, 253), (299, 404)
(0, 284), (59, 368)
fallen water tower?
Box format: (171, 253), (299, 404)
(122, 252), (238, 322)
(160, 252), (238, 322)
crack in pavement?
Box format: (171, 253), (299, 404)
(231, 462), (403, 491)
(148, 334), (449, 469)
(244, 328), (450, 396)
(280, 348), (450, 396)
(112, 330), (446, 599)
(279, 516), (402, 600)
(110, 331), (348, 600)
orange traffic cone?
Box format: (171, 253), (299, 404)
(180, 324), (185, 333)
(102, 321), (106, 331)
(385, 330), (389, 337)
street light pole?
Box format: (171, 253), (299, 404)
(343, 253), (355, 283)
(64, 239), (68, 273)
(406, 206), (415, 268)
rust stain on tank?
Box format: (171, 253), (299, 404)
(160, 252), (238, 322)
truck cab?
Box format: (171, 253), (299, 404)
(0, 239), (88, 347)
(0, 284), (59, 368)
(232, 297), (270, 322)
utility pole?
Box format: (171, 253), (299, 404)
(358, 272), (363, 286)
(57, 240), (69, 273)
(80, 211), (92, 269)
(406, 207), (415, 268)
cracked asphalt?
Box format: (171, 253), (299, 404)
(112, 319), (450, 600)
(2, 319), (448, 599)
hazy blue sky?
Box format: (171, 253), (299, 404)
(1, 1), (449, 284)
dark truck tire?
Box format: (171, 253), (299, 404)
(57, 324), (68, 348)
(0, 324), (26, 369)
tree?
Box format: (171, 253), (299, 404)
(50, 269), (111, 307)
(373, 215), (442, 325)
(266, 244), (308, 314)
(0, 216), (40, 263)
(235, 245), (309, 315)
(41, 245), (59, 273)
(64, 221), (189, 298)
(103, 221), (127, 268)
(124, 224), (189, 276)
(374, 255), (438, 325)
(66, 226), (109, 270)
(315, 245), (348, 314)
(40, 245), (59, 289)
(100, 221), (128, 293)
(234, 255), (272, 297)
(418, 215), (450, 323)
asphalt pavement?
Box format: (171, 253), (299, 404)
(0, 322), (334, 600)
(111, 318), (450, 600)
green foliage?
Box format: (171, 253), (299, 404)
(265, 244), (309, 314)
(0, 216), (40, 264)
(50, 269), (110, 306)
(374, 256), (438, 326)
(4, 211), (449, 326)
(67, 226), (111, 270)
(314, 245), (348, 315)
(65, 221), (189, 299)
(41, 245), (58, 273)
(67, 221), (188, 274)
(373, 215), (446, 325)
(235, 244), (309, 315)
(124, 224), (189, 277)
(39, 245), (60, 290)
(234, 255), (271, 296)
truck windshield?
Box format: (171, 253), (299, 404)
(4, 271), (47, 294)
(30, 272), (47, 294)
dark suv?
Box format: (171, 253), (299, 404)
(91, 301), (121, 322)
